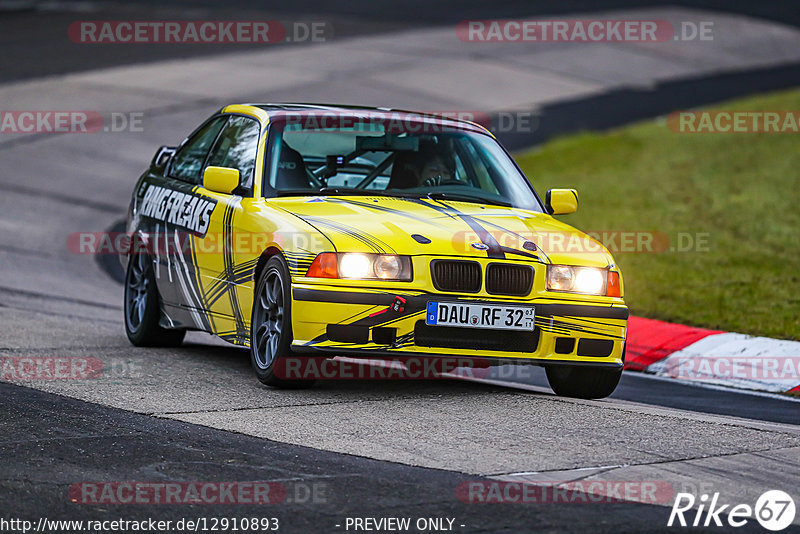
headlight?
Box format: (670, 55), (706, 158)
(546, 265), (574, 291)
(339, 253), (373, 279)
(574, 268), (606, 294)
(546, 265), (612, 296)
(373, 255), (403, 279)
(307, 253), (412, 281)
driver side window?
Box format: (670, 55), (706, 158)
(206, 116), (261, 195)
(168, 116), (227, 184)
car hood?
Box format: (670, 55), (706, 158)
(271, 195), (614, 268)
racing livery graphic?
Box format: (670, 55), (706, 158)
(122, 104), (628, 398)
(139, 184), (217, 236)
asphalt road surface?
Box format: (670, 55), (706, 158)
(1, 1), (799, 532)
(3, 0), (800, 83)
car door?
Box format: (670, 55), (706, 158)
(191, 114), (262, 345)
(139, 115), (227, 331)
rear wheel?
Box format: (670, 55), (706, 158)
(250, 256), (315, 389)
(545, 365), (621, 399)
(124, 252), (185, 347)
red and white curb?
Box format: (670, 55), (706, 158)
(626, 317), (800, 394)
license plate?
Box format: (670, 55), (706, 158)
(425, 301), (534, 331)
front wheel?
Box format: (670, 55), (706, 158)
(124, 252), (185, 347)
(545, 365), (621, 399)
(250, 256), (315, 389)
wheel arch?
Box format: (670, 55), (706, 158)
(253, 246), (286, 292)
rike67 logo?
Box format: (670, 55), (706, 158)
(668, 490), (796, 531)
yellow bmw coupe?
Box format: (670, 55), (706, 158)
(122, 104), (627, 398)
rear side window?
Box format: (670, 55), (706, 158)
(169, 116), (227, 184)
(206, 115), (261, 195)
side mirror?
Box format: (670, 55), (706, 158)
(203, 166), (240, 195)
(546, 189), (578, 215)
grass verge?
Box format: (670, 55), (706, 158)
(515, 88), (800, 340)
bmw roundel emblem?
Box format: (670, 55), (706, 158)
(470, 242), (490, 250)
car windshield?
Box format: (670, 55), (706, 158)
(264, 117), (543, 211)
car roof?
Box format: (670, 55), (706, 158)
(220, 103), (494, 136)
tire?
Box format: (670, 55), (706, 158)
(545, 365), (621, 399)
(250, 255), (315, 389)
(124, 251), (185, 347)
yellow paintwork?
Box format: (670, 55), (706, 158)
(158, 105), (627, 365)
(546, 189), (579, 215)
(221, 104), (270, 124)
(202, 166), (240, 195)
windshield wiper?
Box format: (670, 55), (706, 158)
(426, 192), (512, 207)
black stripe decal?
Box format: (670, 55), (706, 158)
(536, 304), (629, 320)
(293, 288), (402, 306)
(328, 197), (447, 228)
(409, 199), (505, 259)
(224, 201), (249, 344)
(292, 288), (627, 319)
(301, 216), (395, 254)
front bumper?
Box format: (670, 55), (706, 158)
(290, 283), (628, 367)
